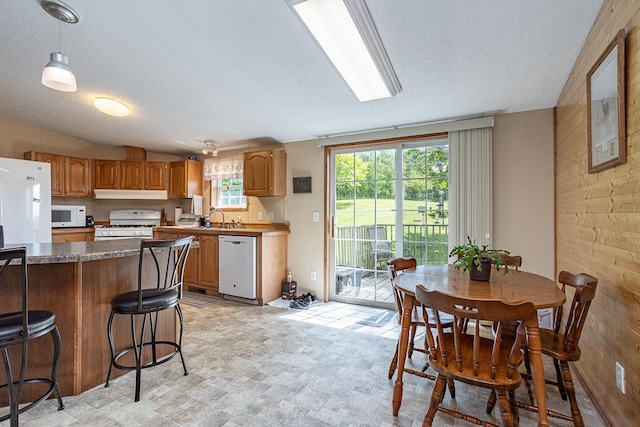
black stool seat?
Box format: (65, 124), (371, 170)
(0, 247), (64, 426)
(111, 289), (179, 314)
(0, 311), (56, 340)
(105, 236), (193, 402)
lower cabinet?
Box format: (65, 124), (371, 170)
(52, 228), (95, 242)
(155, 231), (219, 295)
(154, 228), (288, 305)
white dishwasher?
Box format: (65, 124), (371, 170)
(219, 235), (257, 299)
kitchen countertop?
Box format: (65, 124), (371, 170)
(10, 238), (198, 265)
(154, 225), (290, 235)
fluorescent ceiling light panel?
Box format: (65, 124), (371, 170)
(289, 0), (401, 102)
(93, 97), (130, 117)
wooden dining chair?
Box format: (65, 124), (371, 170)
(386, 258), (454, 394)
(458, 253), (524, 337)
(416, 284), (537, 427)
(488, 271), (598, 426)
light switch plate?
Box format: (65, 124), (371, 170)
(312, 211), (319, 222)
(268, 212), (274, 221)
(258, 211), (263, 221)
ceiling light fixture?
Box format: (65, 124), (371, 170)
(93, 97), (130, 117)
(40, 1), (79, 92)
(202, 140), (219, 156)
(287, 0), (401, 102)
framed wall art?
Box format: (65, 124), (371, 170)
(293, 176), (312, 193)
(587, 29), (626, 174)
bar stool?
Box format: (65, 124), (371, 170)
(0, 247), (64, 426)
(105, 236), (193, 401)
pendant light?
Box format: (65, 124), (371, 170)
(40, 1), (79, 92)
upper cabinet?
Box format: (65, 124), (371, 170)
(65, 157), (91, 197)
(169, 160), (203, 198)
(95, 160), (167, 190)
(120, 161), (144, 189)
(24, 151), (91, 197)
(94, 159), (119, 189)
(144, 162), (168, 190)
(243, 149), (286, 197)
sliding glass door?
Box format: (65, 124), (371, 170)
(329, 139), (449, 308)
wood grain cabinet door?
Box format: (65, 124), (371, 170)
(94, 160), (119, 189)
(168, 161), (187, 198)
(243, 150), (273, 196)
(38, 152), (65, 196)
(120, 161), (144, 189)
(182, 234), (199, 284)
(144, 162), (167, 190)
(198, 234), (218, 290)
(65, 157), (91, 197)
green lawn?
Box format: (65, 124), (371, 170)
(335, 199), (448, 226)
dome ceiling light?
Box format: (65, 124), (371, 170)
(93, 97), (130, 117)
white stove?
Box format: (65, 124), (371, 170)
(94, 209), (161, 241)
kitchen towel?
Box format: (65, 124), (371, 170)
(192, 195), (203, 216)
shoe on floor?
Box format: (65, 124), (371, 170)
(290, 300), (309, 310)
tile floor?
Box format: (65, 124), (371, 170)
(4, 300), (606, 426)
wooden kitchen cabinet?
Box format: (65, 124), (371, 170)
(169, 160), (203, 199)
(24, 151), (91, 197)
(154, 227), (288, 304)
(144, 162), (167, 190)
(120, 161), (144, 189)
(94, 160), (119, 189)
(197, 234), (218, 290)
(52, 227), (94, 242)
(243, 149), (286, 196)
(65, 157), (91, 197)
(154, 231), (218, 294)
(27, 152), (64, 196)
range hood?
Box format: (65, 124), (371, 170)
(94, 189), (168, 200)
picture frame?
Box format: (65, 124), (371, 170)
(587, 29), (626, 174)
(293, 176), (312, 193)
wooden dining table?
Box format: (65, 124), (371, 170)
(392, 264), (566, 427)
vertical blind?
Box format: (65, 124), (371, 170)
(448, 127), (493, 252)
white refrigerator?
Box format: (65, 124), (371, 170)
(0, 157), (52, 245)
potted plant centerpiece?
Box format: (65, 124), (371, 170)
(449, 236), (511, 281)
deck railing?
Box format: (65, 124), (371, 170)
(335, 224), (449, 269)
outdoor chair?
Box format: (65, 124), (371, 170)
(367, 226), (393, 269)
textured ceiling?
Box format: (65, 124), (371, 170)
(0, 1), (602, 155)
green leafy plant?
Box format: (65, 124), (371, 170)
(449, 236), (511, 275)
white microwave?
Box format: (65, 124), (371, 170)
(52, 205), (86, 228)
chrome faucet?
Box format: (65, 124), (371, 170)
(208, 208), (225, 228)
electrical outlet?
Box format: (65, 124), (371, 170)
(310, 270), (316, 281)
(268, 211), (274, 221)
(616, 362), (626, 393)
(258, 211), (263, 221)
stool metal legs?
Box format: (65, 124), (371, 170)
(105, 305), (188, 402)
(0, 325), (64, 426)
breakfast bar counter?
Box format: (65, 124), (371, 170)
(0, 239), (180, 400)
